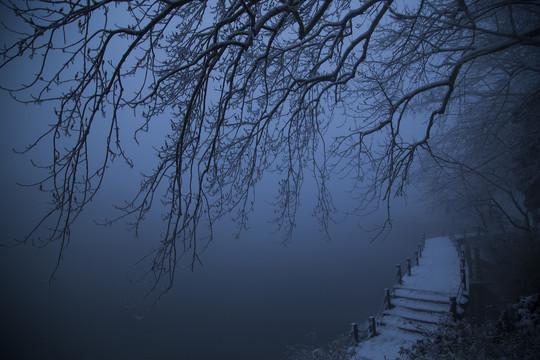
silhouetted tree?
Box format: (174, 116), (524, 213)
(1, 0), (539, 294)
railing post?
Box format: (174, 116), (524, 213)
(396, 264), (403, 285)
(461, 267), (467, 291)
(474, 247), (482, 279)
(369, 316), (376, 338)
(450, 296), (457, 320)
(458, 243), (465, 260)
(415, 251), (419, 266)
(407, 258), (412, 276)
(384, 288), (392, 309)
(465, 243), (473, 278)
(351, 323), (359, 343)
(418, 244), (422, 258)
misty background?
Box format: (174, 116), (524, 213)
(6, 1), (534, 358)
(0, 89), (458, 359)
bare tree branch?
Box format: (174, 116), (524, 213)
(1, 0), (539, 298)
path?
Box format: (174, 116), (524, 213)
(352, 235), (468, 360)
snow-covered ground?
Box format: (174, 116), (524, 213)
(352, 236), (465, 360)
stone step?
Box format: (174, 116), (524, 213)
(394, 287), (452, 304)
(380, 314), (439, 334)
(391, 297), (450, 313)
(383, 306), (448, 325)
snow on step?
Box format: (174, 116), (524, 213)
(390, 297), (450, 314)
(394, 287), (452, 304)
(380, 313), (439, 334)
(384, 306), (447, 325)
(351, 326), (423, 360)
(352, 236), (462, 360)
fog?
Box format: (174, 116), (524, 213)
(2, 1), (539, 358)
(1, 220), (450, 359)
(0, 89), (461, 359)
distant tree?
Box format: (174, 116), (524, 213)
(1, 0), (539, 294)
(412, 13), (540, 237)
(418, 89), (540, 236)
(512, 92), (540, 235)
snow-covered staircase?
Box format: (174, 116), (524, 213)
(352, 235), (469, 360)
(381, 287), (453, 334)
